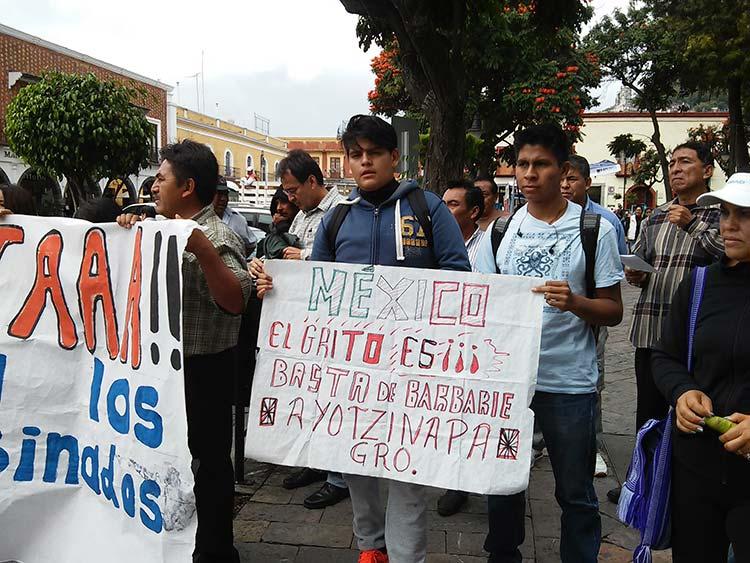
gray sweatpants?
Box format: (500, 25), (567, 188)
(344, 474), (427, 563)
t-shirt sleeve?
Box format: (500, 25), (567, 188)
(473, 222), (497, 274)
(594, 223), (625, 288)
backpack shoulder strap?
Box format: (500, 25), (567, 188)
(490, 207), (521, 274)
(687, 266), (707, 373)
(406, 189), (433, 249)
(325, 203), (352, 260)
(580, 209), (601, 299)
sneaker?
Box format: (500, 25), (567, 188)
(358, 549), (389, 563)
(594, 452), (608, 477)
(437, 489), (468, 516)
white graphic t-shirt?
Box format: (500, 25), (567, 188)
(474, 201), (624, 393)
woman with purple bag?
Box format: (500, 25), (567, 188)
(652, 173), (750, 563)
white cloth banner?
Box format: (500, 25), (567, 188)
(0, 216), (196, 563)
(247, 260), (543, 495)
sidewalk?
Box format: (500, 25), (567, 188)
(232, 285), (670, 562)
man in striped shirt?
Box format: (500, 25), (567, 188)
(608, 141), (724, 503)
(436, 179), (485, 517)
(442, 179), (486, 269)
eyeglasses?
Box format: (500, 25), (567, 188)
(282, 178), (307, 197)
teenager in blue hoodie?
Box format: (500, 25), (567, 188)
(254, 115), (469, 563)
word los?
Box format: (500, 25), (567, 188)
(0, 427), (162, 534)
(89, 358), (163, 449)
(0, 225), (144, 368)
(308, 266), (489, 327)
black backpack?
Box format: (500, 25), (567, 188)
(325, 189), (434, 259)
(490, 206), (601, 299)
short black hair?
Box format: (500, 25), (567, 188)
(514, 124), (569, 166)
(74, 197), (122, 223)
(568, 154), (591, 179)
(446, 179), (485, 218)
(673, 141), (714, 167)
(0, 184), (37, 215)
(341, 114), (398, 153)
(159, 140), (218, 206)
(278, 149), (325, 187)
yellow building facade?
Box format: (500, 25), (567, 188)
(176, 107), (288, 185)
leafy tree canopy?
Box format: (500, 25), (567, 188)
(5, 71), (153, 204)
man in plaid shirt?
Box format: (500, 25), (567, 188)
(608, 141), (724, 503)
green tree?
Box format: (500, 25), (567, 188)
(632, 148), (662, 189)
(584, 3), (677, 202)
(649, 0), (750, 172)
(687, 122), (732, 176)
(608, 133), (648, 200)
(341, 0), (597, 193)
(5, 72), (153, 208)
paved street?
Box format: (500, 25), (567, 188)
(232, 285), (670, 562)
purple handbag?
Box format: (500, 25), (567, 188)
(617, 266), (707, 562)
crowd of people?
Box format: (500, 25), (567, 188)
(1, 115), (749, 563)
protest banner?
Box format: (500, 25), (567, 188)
(0, 215), (196, 563)
(246, 260), (543, 495)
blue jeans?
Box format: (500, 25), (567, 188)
(485, 391), (600, 563)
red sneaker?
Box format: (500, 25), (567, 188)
(357, 549), (389, 563)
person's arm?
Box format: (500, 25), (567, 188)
(187, 230), (248, 315)
(116, 213), (248, 314)
(651, 276), (712, 432)
(309, 215), (335, 262)
(428, 196), (471, 272)
(683, 208), (724, 258)
(473, 218), (500, 274)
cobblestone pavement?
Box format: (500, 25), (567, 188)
(232, 284), (672, 562)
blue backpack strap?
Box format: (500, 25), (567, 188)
(687, 266), (707, 373)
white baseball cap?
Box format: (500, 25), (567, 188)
(697, 173), (750, 208)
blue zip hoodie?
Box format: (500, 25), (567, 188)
(310, 179), (470, 271)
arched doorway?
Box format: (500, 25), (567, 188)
(0, 167), (10, 185)
(626, 184), (656, 209)
(104, 177), (137, 208)
(139, 176), (155, 202)
(18, 168), (64, 216)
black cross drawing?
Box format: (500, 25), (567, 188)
(259, 397), (278, 426)
(497, 428), (520, 460)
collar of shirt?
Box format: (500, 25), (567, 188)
(191, 204), (216, 224)
(465, 227), (483, 247)
(305, 187), (342, 216)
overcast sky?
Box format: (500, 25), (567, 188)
(1, 0), (626, 136)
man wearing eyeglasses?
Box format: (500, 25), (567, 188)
(272, 149), (350, 509)
(279, 149), (345, 260)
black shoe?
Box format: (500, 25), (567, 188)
(303, 482), (350, 509)
(437, 489), (469, 517)
(607, 486), (621, 504)
(281, 468), (326, 490)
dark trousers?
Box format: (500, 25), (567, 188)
(635, 347), (669, 429)
(485, 392), (601, 563)
(185, 349), (240, 563)
(672, 459), (750, 563)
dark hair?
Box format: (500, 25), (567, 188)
(159, 139), (219, 206)
(673, 141), (714, 167)
(341, 114), (398, 153)
(74, 197), (123, 223)
(0, 184), (37, 215)
(278, 149), (325, 187)
(446, 179), (485, 218)
(270, 187), (297, 215)
(514, 123), (569, 166)
(567, 154), (591, 179)
(473, 171), (498, 194)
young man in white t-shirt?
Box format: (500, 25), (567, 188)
(473, 124), (624, 563)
